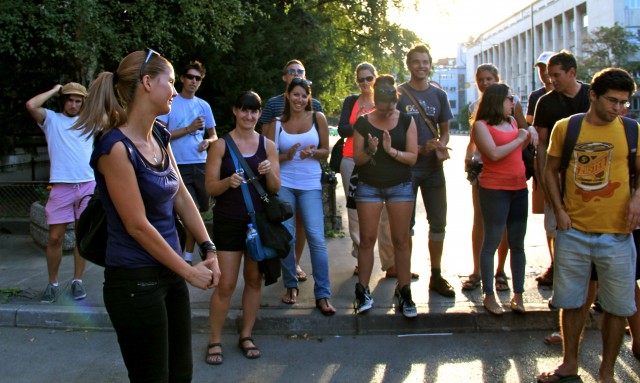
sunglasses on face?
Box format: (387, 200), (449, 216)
(357, 76), (375, 83)
(291, 77), (312, 87)
(506, 95), (515, 102)
(287, 68), (305, 76)
(139, 48), (161, 80)
(375, 87), (396, 94)
(183, 74), (202, 82)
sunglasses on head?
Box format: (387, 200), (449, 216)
(183, 74), (202, 82)
(375, 87), (396, 95)
(287, 68), (305, 76)
(291, 78), (312, 87)
(357, 76), (375, 83)
(139, 48), (161, 80)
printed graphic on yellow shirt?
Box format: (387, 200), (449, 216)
(572, 142), (621, 201)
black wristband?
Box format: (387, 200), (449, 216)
(199, 240), (217, 260)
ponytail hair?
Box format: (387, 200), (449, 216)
(72, 50), (170, 138)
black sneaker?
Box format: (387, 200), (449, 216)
(429, 275), (456, 297)
(354, 283), (373, 314)
(395, 285), (417, 318)
(71, 281), (86, 300)
(40, 284), (58, 303)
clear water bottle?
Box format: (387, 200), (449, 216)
(247, 223), (258, 240)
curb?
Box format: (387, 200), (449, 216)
(0, 304), (602, 335)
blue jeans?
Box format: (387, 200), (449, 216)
(410, 167), (447, 240)
(279, 187), (331, 299)
(478, 187), (528, 295)
(553, 228), (636, 316)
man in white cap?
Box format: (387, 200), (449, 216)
(527, 51), (556, 286)
(26, 82), (95, 303)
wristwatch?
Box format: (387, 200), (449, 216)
(199, 240), (217, 260)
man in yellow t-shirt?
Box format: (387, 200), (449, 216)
(538, 68), (640, 383)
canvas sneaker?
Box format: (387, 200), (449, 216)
(395, 285), (418, 318)
(71, 280), (87, 300)
(40, 284), (58, 303)
(354, 283), (373, 314)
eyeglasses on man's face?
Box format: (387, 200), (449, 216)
(602, 95), (631, 109)
(357, 76), (374, 83)
(183, 74), (202, 82)
(287, 68), (305, 76)
(140, 48), (161, 80)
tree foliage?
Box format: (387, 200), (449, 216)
(577, 22), (640, 81)
(0, 0), (421, 151)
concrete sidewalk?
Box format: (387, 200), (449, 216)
(0, 136), (602, 335)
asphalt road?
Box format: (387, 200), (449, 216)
(1, 327), (638, 383)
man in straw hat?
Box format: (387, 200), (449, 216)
(26, 82), (95, 303)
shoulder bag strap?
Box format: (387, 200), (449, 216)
(312, 112), (321, 149)
(223, 135), (270, 201)
(401, 83), (440, 139)
(225, 137), (258, 224)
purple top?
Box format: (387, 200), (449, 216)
(90, 124), (181, 268)
(213, 134), (268, 222)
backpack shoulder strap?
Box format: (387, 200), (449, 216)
(560, 113), (585, 197)
(621, 116), (638, 192)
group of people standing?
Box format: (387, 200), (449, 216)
(24, 43), (640, 383)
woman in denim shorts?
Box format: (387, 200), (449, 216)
(351, 74), (418, 317)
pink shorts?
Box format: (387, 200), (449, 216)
(45, 181), (96, 225)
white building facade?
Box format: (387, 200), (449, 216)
(464, 0), (640, 110)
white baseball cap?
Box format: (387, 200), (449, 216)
(535, 51), (555, 67)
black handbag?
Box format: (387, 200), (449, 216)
(522, 143), (536, 181)
(329, 137), (344, 173)
(76, 192), (107, 267)
(223, 135), (293, 223)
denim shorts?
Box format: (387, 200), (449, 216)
(552, 228), (637, 317)
(355, 181), (415, 203)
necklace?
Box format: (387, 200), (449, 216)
(153, 152), (159, 164)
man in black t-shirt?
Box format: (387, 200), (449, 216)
(533, 50), (590, 285)
(526, 51), (555, 125)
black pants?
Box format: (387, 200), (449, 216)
(104, 266), (192, 383)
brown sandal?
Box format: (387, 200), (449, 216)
(205, 343), (223, 365)
(282, 287), (298, 304)
(238, 337), (260, 359)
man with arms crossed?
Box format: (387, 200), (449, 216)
(26, 82), (94, 303)
(158, 60), (217, 264)
(533, 50), (590, 286)
(538, 68), (639, 383)
(397, 44), (455, 297)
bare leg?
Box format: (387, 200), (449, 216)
(627, 283), (640, 356)
(46, 224), (67, 284)
(239, 254), (262, 358)
(599, 311), (626, 382)
(356, 202), (384, 288)
(470, 185), (483, 276)
(495, 231), (508, 275)
(429, 240), (444, 269)
(208, 251), (242, 363)
(385, 201), (414, 288)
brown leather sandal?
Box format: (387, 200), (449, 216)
(281, 287), (298, 304)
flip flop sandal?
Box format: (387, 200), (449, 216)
(316, 298), (336, 316)
(282, 287), (299, 304)
(495, 272), (510, 291)
(462, 274), (481, 291)
(296, 266), (308, 282)
(238, 337), (260, 359)
(536, 371), (579, 383)
(205, 343), (223, 365)
(544, 332), (562, 345)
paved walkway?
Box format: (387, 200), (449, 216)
(0, 136), (603, 335)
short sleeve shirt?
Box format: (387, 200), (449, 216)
(547, 117), (639, 233)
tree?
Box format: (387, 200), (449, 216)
(578, 22), (640, 81)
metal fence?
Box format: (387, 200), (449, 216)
(0, 182), (49, 218)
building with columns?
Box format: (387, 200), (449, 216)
(464, 0), (640, 112)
